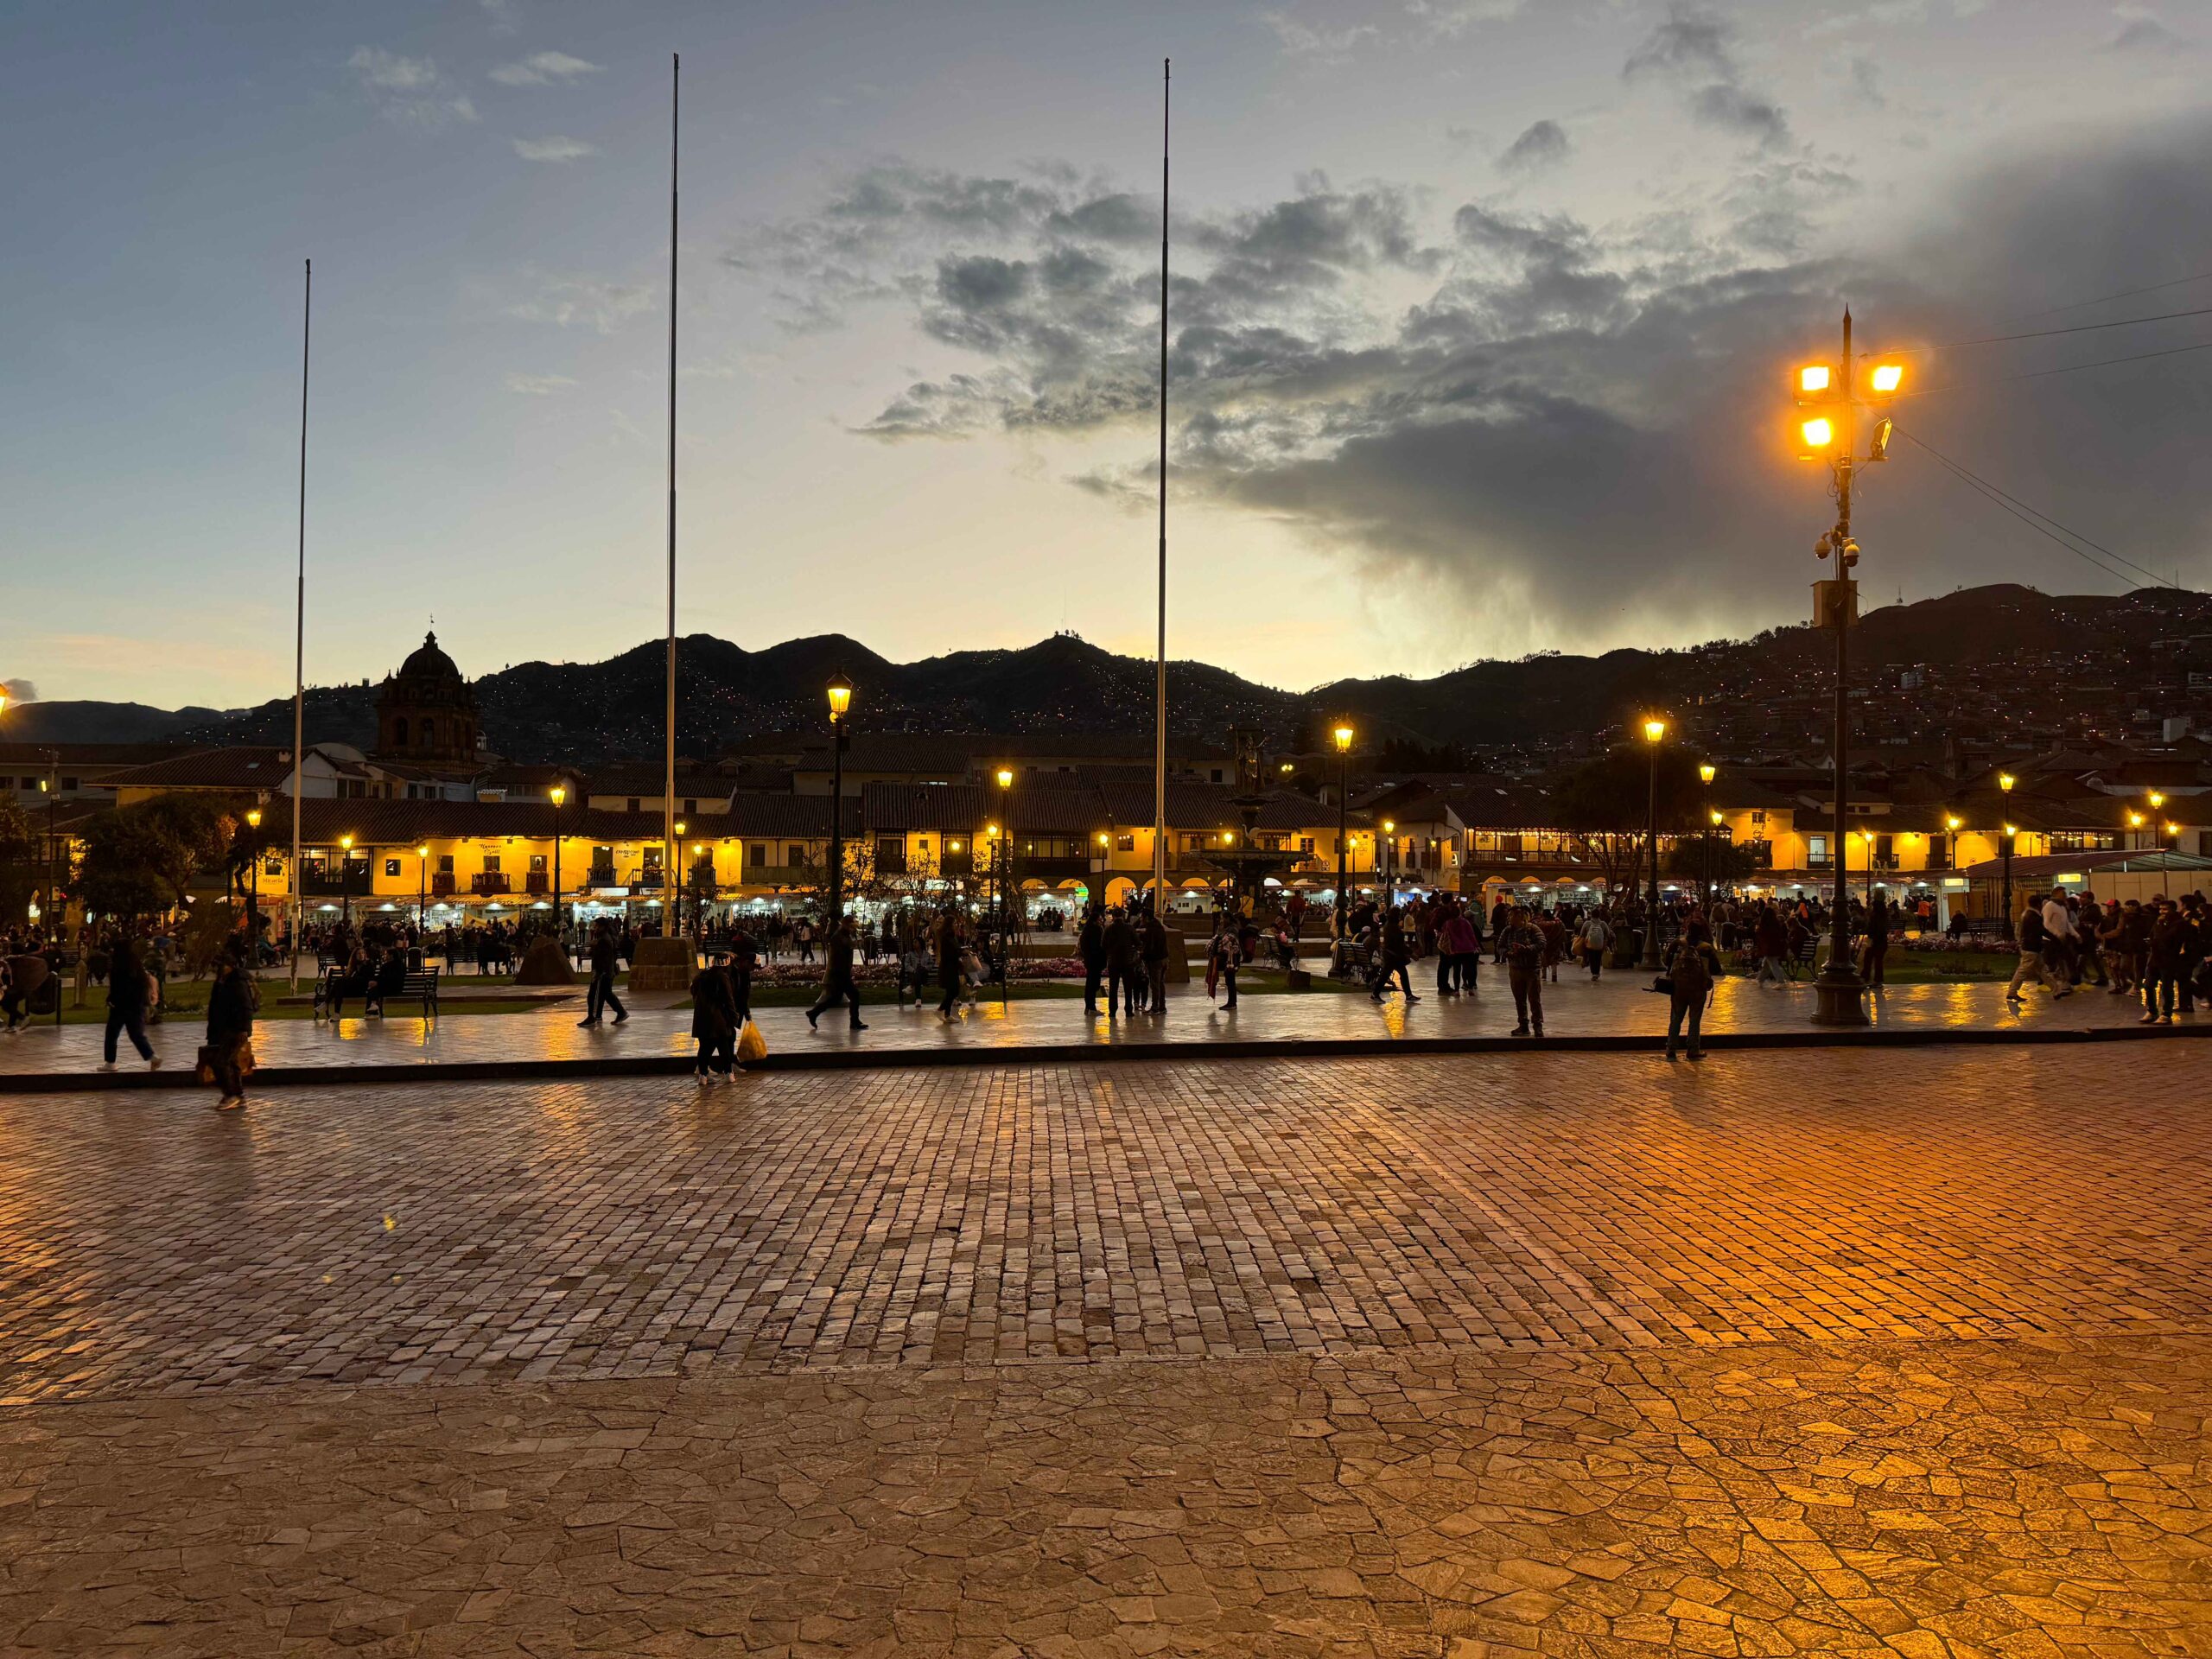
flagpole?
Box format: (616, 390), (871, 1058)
(1151, 58), (1170, 912)
(663, 53), (679, 916)
(289, 257), (310, 990)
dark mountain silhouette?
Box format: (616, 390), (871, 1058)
(14, 584), (2204, 761)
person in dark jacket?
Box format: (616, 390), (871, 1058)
(807, 915), (867, 1030)
(2143, 897), (2187, 1025)
(102, 936), (158, 1070)
(728, 926), (757, 1024)
(690, 952), (741, 1078)
(1077, 904), (1107, 1016)
(1663, 935), (1713, 1060)
(1103, 907), (1141, 1017)
(1370, 909), (1417, 1004)
(935, 907), (964, 1020)
(205, 951), (256, 1107)
(1141, 904), (1170, 1016)
(578, 920), (628, 1027)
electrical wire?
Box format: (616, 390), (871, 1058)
(1872, 302), (2212, 355)
(1881, 334), (2212, 400)
(1890, 425), (2171, 589)
(2005, 268), (2212, 325)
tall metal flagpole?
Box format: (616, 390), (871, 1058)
(289, 257), (310, 990)
(663, 54), (679, 917)
(1151, 59), (1169, 910)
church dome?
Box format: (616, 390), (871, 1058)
(398, 630), (461, 683)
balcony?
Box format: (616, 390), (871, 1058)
(430, 871), (457, 896)
(524, 871), (550, 895)
(300, 866), (372, 898)
(469, 872), (512, 896)
(585, 864), (617, 888)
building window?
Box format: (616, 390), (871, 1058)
(439, 855), (455, 874)
(384, 858), (401, 877)
(627, 797), (641, 813)
(394, 717), (409, 747)
(1116, 834), (1135, 852)
(1808, 835), (1828, 867)
(482, 855), (501, 874)
(683, 798), (697, 817)
(1300, 837), (1314, 854)
(264, 857), (283, 877)
(750, 844), (767, 868)
(529, 855), (547, 874)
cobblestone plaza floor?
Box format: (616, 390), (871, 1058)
(2, 1048), (2209, 1654)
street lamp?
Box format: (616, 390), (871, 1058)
(416, 844), (429, 946)
(245, 807), (264, 967)
(1794, 322), (1903, 1026)
(1332, 723), (1354, 939)
(1999, 772), (2016, 939)
(1699, 763), (1717, 907)
(550, 783), (566, 956)
(996, 767), (1014, 990)
(1640, 717), (1666, 969)
(825, 673), (852, 931)
(339, 832), (355, 928)
(1382, 818), (1395, 903)
(672, 819), (688, 938)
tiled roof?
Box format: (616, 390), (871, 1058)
(0, 742), (192, 768)
(101, 746), (364, 789)
(860, 782), (1105, 835)
(582, 763), (733, 799)
(721, 794), (863, 837)
(283, 799), (673, 845)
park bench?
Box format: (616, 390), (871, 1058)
(315, 960), (440, 1020)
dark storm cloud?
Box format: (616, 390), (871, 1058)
(1622, 6), (1792, 149)
(753, 110), (2212, 640)
(1498, 118), (1570, 172)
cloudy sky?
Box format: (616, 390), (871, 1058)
(3, 0), (2209, 711)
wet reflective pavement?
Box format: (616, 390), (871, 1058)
(0, 967), (2193, 1083)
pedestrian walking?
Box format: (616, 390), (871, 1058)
(807, 914), (868, 1031)
(690, 950), (740, 1079)
(203, 949), (256, 1108)
(578, 920), (629, 1027)
(100, 936), (158, 1071)
(1578, 911), (1612, 981)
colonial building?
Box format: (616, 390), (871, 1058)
(372, 631), (484, 795)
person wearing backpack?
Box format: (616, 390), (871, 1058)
(1578, 911), (1612, 981)
(1663, 932), (1714, 1061)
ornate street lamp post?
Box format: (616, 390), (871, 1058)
(825, 674), (852, 930)
(245, 807), (264, 969)
(1640, 718), (1666, 969)
(1698, 763), (1717, 908)
(995, 767), (1014, 992)
(339, 833), (354, 929)
(550, 783), (566, 956)
(1332, 723), (1353, 939)
(1999, 772), (2015, 940)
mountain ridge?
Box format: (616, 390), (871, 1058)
(4, 584), (2203, 761)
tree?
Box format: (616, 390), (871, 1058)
(1549, 746), (1708, 900)
(0, 797), (37, 924)
(1666, 836), (1762, 884)
(74, 796), (241, 923)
